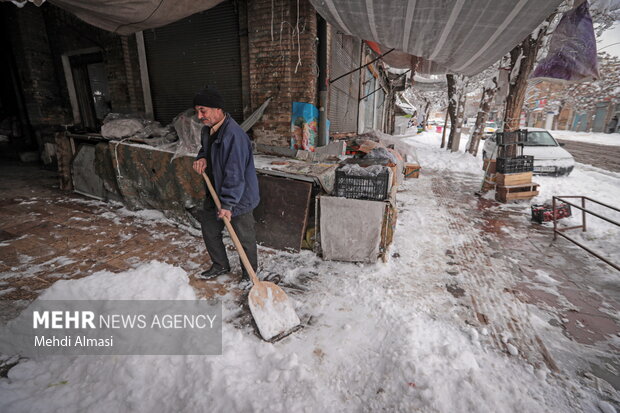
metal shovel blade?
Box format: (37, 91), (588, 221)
(248, 281), (301, 341)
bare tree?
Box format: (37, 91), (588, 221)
(467, 75), (499, 155)
(502, 15), (557, 156)
(446, 74), (468, 152)
(440, 111), (449, 148)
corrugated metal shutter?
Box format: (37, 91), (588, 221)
(143, 1), (242, 124)
(328, 34), (360, 133)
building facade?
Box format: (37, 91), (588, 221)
(0, 0), (398, 163)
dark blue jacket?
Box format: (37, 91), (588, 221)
(196, 114), (260, 217)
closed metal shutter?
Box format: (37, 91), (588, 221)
(572, 112), (587, 132)
(592, 102), (609, 132)
(329, 34), (360, 133)
(143, 1), (242, 124)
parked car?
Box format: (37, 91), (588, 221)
(483, 121), (498, 138)
(482, 128), (575, 176)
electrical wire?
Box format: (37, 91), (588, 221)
(113, 0), (166, 34)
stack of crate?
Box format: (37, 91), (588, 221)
(495, 130), (539, 203)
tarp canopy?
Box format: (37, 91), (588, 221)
(310, 0), (564, 76)
(43, 0), (225, 35)
(366, 41), (447, 75)
(411, 75), (447, 92)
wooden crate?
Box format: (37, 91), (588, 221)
(496, 171), (533, 186)
(388, 164), (399, 187)
(495, 182), (539, 203)
(480, 170), (496, 191)
(482, 177), (496, 191)
(483, 159), (496, 174)
(404, 163), (421, 179)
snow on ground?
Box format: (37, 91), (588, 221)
(398, 125), (620, 266)
(1, 124), (618, 412)
(551, 130), (620, 147)
(0, 221), (580, 412)
(397, 128), (483, 174)
(534, 167), (620, 265)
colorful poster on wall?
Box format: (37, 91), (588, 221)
(291, 102), (318, 151)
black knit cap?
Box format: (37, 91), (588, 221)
(193, 87), (224, 109)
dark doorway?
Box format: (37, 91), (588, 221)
(69, 52), (110, 131)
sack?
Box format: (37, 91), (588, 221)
(172, 109), (203, 159)
(530, 2), (599, 83)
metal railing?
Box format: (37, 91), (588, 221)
(552, 196), (620, 272)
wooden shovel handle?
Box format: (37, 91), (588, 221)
(201, 172), (260, 285)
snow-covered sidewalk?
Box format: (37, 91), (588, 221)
(0, 132), (619, 412)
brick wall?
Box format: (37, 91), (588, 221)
(5, 4), (67, 127)
(9, 0), (317, 146)
(247, 0), (318, 147)
(42, 4), (145, 117)
(6, 2), (145, 132)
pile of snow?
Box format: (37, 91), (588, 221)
(551, 130), (620, 147)
(0, 235), (582, 412)
(396, 129), (484, 175)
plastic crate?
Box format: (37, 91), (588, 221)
(496, 130), (527, 145)
(497, 144), (523, 158)
(531, 203), (572, 223)
(334, 168), (390, 201)
(496, 156), (534, 174)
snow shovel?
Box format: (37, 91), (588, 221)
(201, 172), (301, 341)
(476, 145), (497, 196)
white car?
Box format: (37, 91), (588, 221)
(483, 121), (498, 137)
(482, 128), (575, 176)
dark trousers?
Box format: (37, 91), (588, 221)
(201, 199), (258, 275)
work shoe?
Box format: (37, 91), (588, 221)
(261, 272), (282, 284)
(199, 264), (230, 279)
(238, 278), (252, 291)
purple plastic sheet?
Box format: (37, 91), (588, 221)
(531, 2), (599, 83)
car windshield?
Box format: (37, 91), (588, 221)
(486, 122), (496, 128)
(526, 131), (558, 146)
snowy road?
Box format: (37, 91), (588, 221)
(557, 139), (620, 173)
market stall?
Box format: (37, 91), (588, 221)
(55, 119), (419, 263)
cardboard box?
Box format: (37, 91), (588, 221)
(404, 163), (421, 179)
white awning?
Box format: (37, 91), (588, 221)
(45, 0), (225, 35)
(311, 0), (563, 75)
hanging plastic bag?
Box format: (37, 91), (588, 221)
(530, 2), (599, 83)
